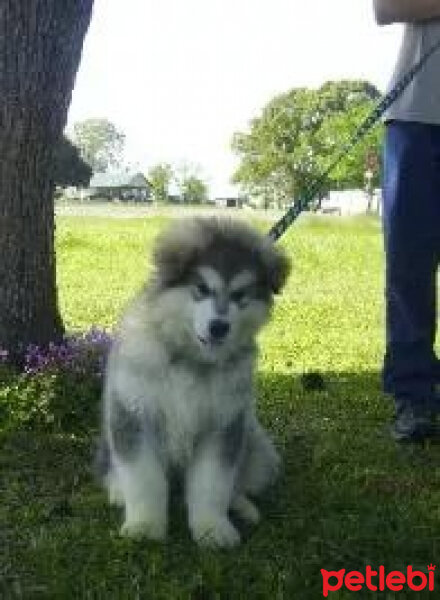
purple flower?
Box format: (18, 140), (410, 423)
(22, 328), (114, 378)
(0, 348), (8, 364)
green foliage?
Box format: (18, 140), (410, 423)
(148, 163), (174, 204)
(0, 368), (100, 435)
(73, 118), (125, 173)
(316, 102), (383, 190)
(53, 137), (92, 188)
(180, 174), (208, 204)
(232, 80), (384, 206)
(147, 163), (208, 205)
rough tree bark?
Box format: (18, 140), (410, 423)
(0, 0), (94, 362)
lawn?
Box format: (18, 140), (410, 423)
(1, 212), (439, 599)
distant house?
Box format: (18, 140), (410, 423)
(319, 189), (382, 216)
(87, 170), (151, 202)
(214, 196), (245, 209)
(211, 184), (247, 209)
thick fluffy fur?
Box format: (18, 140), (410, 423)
(98, 217), (290, 547)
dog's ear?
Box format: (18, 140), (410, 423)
(153, 236), (195, 288)
(261, 242), (291, 294)
(152, 220), (202, 288)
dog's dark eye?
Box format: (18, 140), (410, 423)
(230, 288), (248, 305)
(193, 281), (211, 300)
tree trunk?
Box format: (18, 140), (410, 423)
(0, 0), (94, 362)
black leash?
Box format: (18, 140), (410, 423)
(268, 37), (440, 242)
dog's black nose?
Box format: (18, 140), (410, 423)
(209, 319), (230, 340)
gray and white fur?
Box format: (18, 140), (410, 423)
(97, 217), (290, 547)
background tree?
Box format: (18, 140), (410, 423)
(53, 137), (93, 188)
(232, 80), (383, 207)
(180, 175), (208, 205)
(148, 163), (173, 204)
(315, 102), (383, 191)
(176, 163), (209, 205)
(0, 0), (94, 362)
(73, 118), (125, 173)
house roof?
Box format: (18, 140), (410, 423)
(89, 170), (149, 188)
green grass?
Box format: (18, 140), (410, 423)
(2, 213), (440, 599)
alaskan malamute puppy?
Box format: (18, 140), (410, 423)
(98, 217), (290, 547)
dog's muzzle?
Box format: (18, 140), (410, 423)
(208, 319), (230, 342)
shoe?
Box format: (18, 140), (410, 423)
(391, 399), (438, 442)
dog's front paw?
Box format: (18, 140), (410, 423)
(191, 515), (240, 548)
(120, 519), (166, 541)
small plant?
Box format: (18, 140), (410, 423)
(23, 327), (113, 379)
(0, 328), (113, 435)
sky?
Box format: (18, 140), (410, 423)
(67, 0), (403, 196)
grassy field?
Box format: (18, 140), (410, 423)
(1, 213), (440, 599)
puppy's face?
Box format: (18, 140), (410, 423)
(151, 218), (290, 364)
(185, 265), (269, 362)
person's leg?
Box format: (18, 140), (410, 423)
(382, 121), (440, 440)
